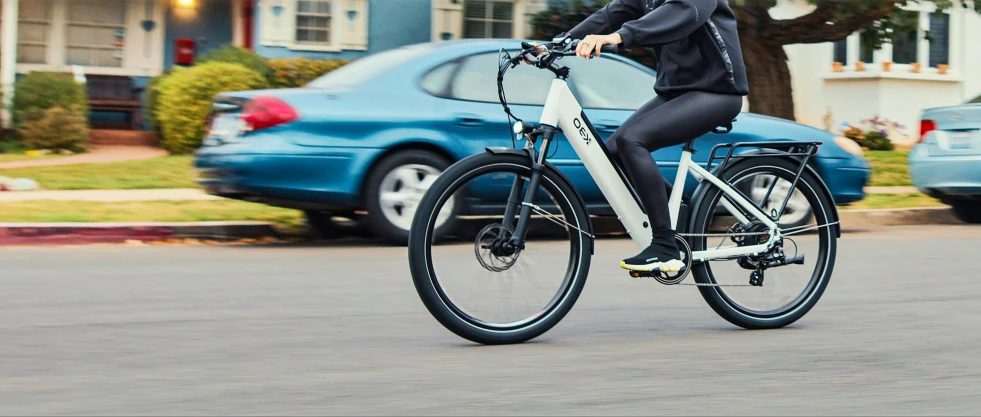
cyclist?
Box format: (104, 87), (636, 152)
(532, 0), (749, 273)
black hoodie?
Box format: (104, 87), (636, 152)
(560, 0), (749, 97)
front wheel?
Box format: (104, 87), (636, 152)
(408, 151), (592, 345)
(689, 157), (838, 330)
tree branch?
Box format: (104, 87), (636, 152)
(767, 1), (898, 45)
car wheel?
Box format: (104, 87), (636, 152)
(951, 201), (981, 224)
(363, 150), (459, 245)
(748, 175), (814, 230)
(304, 211), (369, 239)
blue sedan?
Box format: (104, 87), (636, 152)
(194, 39), (870, 244)
(910, 99), (981, 223)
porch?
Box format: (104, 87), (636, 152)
(0, 0), (254, 130)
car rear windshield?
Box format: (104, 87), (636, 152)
(306, 44), (429, 89)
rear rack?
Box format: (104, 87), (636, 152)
(704, 140), (822, 224)
(706, 141), (822, 172)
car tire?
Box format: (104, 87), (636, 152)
(304, 211), (369, 239)
(952, 201), (981, 224)
(363, 150), (459, 245)
(743, 176), (814, 230)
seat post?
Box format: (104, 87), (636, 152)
(682, 140), (696, 154)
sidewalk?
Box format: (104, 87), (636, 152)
(0, 188), (218, 202)
(0, 186), (921, 202)
(0, 145), (167, 169)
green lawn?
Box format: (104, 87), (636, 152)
(0, 155), (197, 190)
(865, 150), (911, 187)
(839, 193), (942, 210)
(0, 199), (304, 228)
(0, 153), (66, 163)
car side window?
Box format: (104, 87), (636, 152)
(421, 60), (460, 97)
(449, 52), (553, 106)
(566, 57), (656, 110)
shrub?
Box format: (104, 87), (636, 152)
(18, 105), (90, 153)
(198, 45), (275, 84)
(12, 71), (89, 132)
(155, 62), (269, 154)
(146, 69), (174, 137)
(863, 130), (894, 151)
(268, 58), (350, 88)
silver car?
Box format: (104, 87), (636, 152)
(910, 96), (981, 223)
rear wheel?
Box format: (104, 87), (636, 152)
(951, 201), (981, 224)
(408, 152), (592, 345)
(689, 157), (837, 330)
(363, 150), (458, 245)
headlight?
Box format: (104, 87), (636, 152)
(834, 136), (864, 156)
(513, 121), (525, 135)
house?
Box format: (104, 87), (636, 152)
(772, 0), (981, 143)
(0, 0), (550, 131)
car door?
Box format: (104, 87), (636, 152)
(427, 50), (576, 207)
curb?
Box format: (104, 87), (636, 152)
(0, 207), (966, 246)
(837, 207), (963, 228)
(0, 221), (279, 246)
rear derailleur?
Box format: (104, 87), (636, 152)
(729, 223), (805, 287)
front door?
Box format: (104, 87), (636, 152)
(165, 0), (234, 66)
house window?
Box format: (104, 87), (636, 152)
(463, 0), (514, 39)
(65, 0), (127, 68)
(832, 38), (847, 64)
(859, 30), (876, 63)
(890, 10), (919, 64)
(296, 0), (332, 45)
(0, 0), (52, 64)
(928, 12), (949, 67)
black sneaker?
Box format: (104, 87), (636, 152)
(620, 230), (685, 273)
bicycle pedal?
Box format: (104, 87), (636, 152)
(629, 270), (658, 278)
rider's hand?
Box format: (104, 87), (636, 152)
(576, 33), (622, 59)
(522, 42), (548, 65)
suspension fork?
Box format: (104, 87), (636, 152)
(507, 125), (555, 248)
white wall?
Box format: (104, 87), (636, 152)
(769, 0), (981, 142)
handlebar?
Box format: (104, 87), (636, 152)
(520, 40), (619, 57)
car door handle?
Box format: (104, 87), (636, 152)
(594, 120), (620, 132)
(454, 114), (485, 127)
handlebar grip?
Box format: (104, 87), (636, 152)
(568, 39), (619, 56)
(600, 44), (619, 54)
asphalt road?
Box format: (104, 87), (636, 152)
(2, 225), (981, 416)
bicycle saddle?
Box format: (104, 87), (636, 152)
(712, 118), (737, 134)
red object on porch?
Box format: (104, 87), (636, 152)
(175, 38), (196, 66)
(244, 0), (254, 50)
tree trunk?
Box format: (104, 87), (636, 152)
(740, 36), (795, 121)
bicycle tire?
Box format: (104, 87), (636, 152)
(689, 156), (837, 329)
(408, 151), (592, 345)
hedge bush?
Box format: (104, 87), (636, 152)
(268, 57), (350, 88)
(18, 105), (90, 153)
(145, 69), (173, 137)
(12, 71), (89, 132)
(198, 45), (276, 85)
(155, 62), (269, 154)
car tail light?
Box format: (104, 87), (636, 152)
(242, 96), (299, 132)
(919, 119), (937, 143)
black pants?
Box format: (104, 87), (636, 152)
(606, 90), (743, 234)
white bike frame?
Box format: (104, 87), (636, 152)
(538, 79), (779, 262)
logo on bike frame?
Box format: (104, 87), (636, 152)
(574, 117), (592, 145)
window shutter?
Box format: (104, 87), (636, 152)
(259, 0), (296, 46)
(519, 0), (547, 39)
(339, 0), (368, 50)
(928, 12), (949, 67)
(432, 0), (463, 42)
